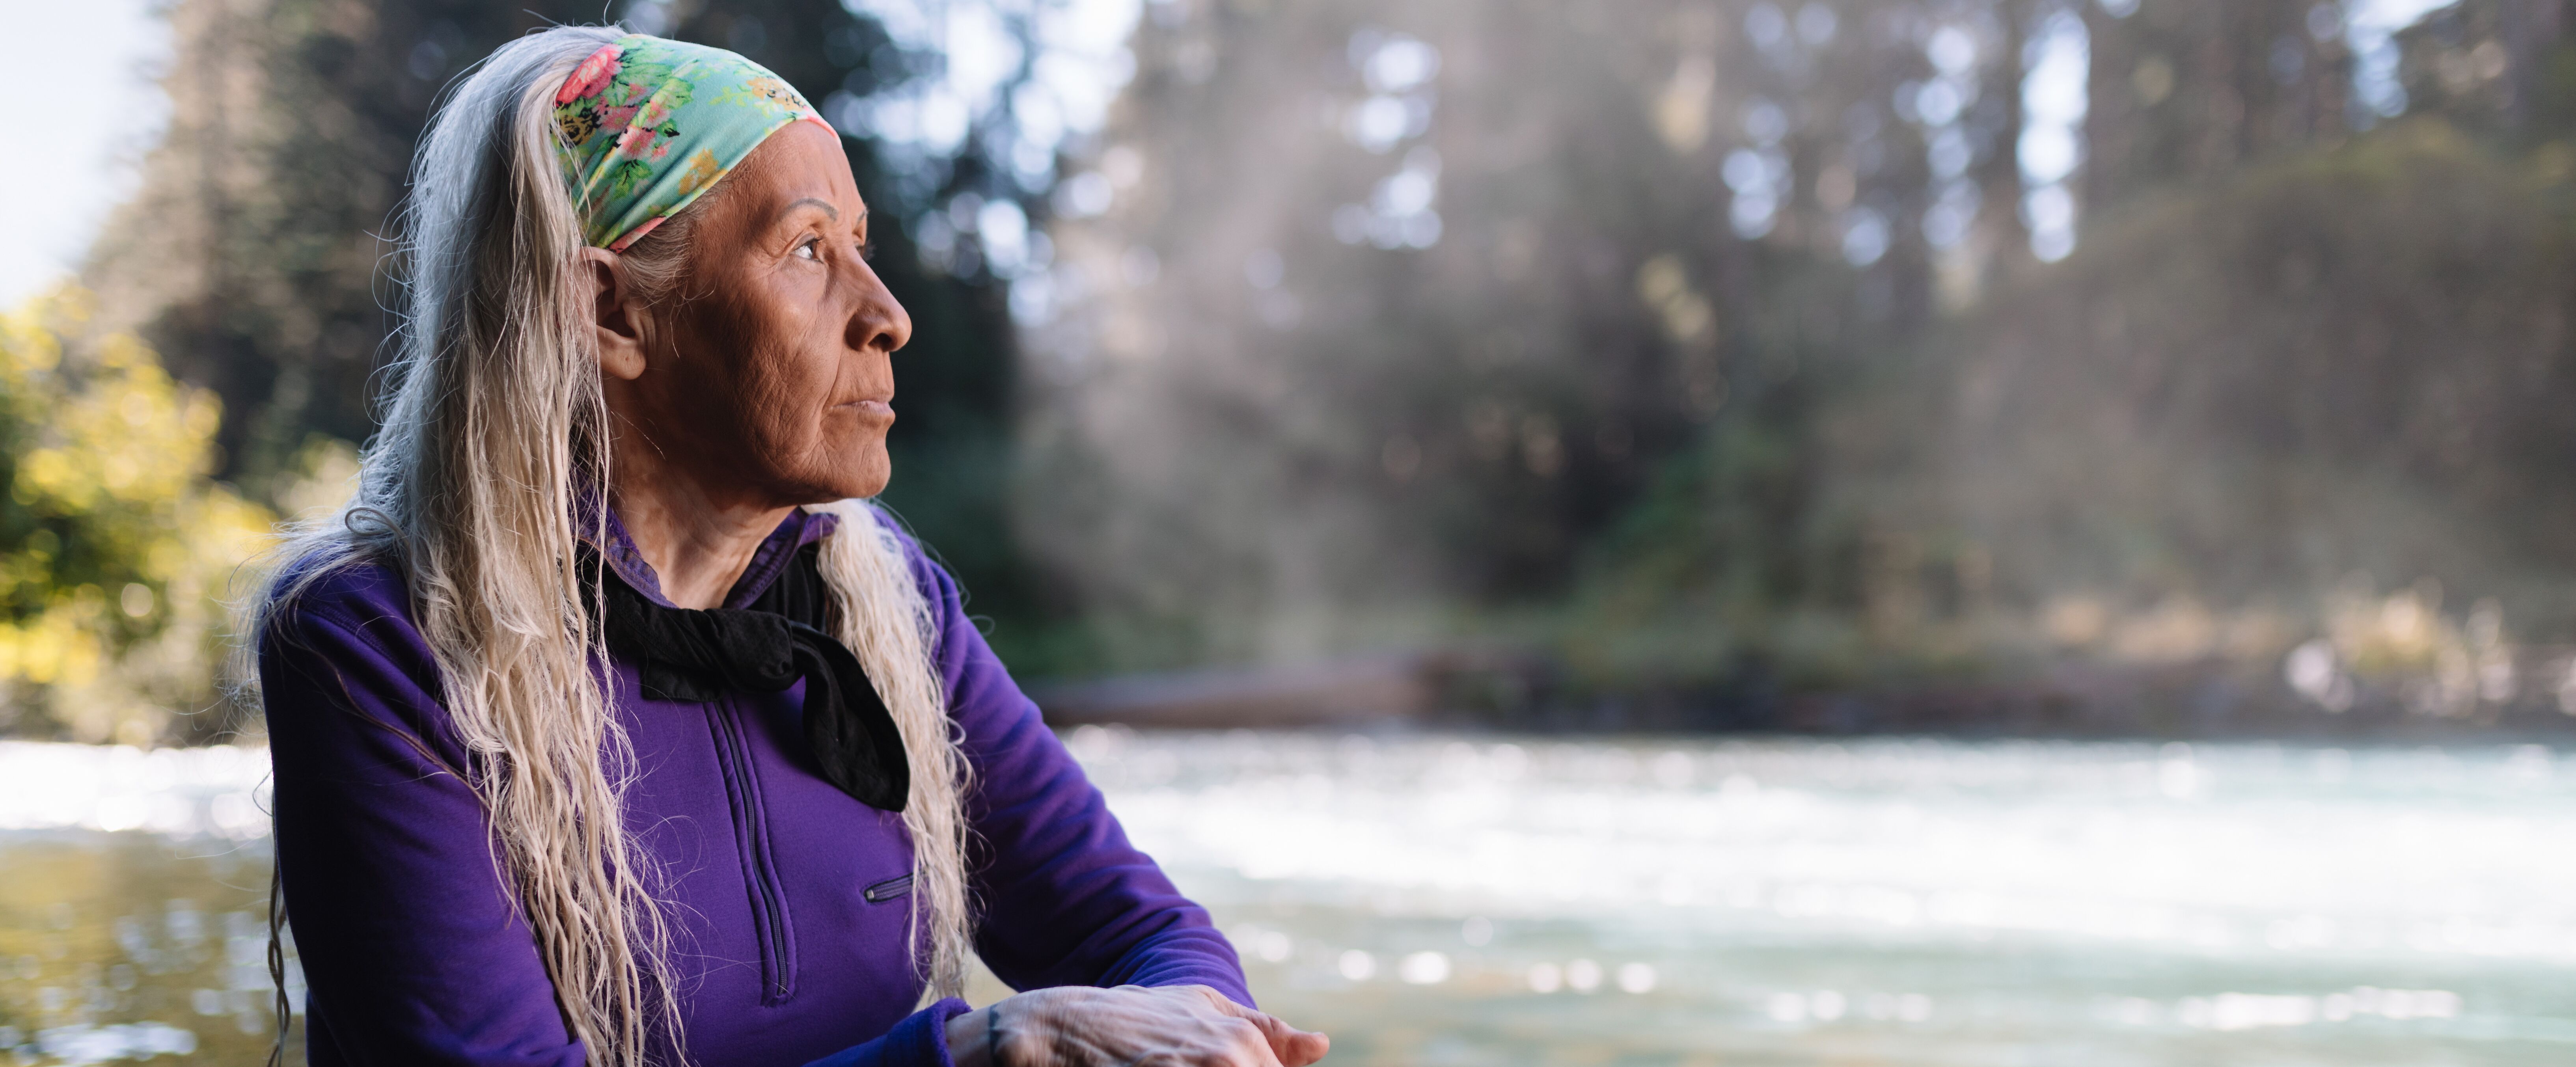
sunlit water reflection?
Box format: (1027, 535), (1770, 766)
(4, 735), (2572, 1065)
(0, 743), (286, 1065)
(1070, 731), (2576, 1067)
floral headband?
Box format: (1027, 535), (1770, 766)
(553, 34), (827, 250)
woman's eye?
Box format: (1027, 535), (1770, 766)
(859, 241), (877, 263)
(795, 239), (821, 261)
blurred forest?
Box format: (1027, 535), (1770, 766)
(24, 0), (2576, 739)
(1021, 0), (2576, 732)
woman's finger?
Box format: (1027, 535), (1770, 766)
(1192, 989), (1329, 1066)
(1251, 1016), (1328, 1067)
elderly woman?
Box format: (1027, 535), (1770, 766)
(255, 26), (1327, 1067)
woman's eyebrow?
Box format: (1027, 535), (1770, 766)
(783, 197), (840, 222)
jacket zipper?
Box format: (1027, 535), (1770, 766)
(708, 696), (797, 1005)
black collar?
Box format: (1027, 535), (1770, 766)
(591, 544), (909, 812)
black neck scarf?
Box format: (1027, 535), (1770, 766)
(589, 542), (910, 812)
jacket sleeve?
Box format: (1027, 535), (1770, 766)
(797, 999), (971, 1067)
(261, 577), (587, 1067)
(898, 535), (1254, 1007)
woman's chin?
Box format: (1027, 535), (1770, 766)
(787, 445), (891, 503)
(842, 472), (892, 501)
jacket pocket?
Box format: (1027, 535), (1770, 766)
(863, 873), (913, 904)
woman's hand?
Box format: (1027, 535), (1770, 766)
(945, 985), (1329, 1067)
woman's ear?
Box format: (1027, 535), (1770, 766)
(577, 246), (649, 382)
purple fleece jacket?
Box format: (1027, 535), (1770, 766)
(257, 507), (1247, 1067)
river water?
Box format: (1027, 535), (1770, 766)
(2, 734), (2571, 1065)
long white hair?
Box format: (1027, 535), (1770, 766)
(256, 25), (974, 1064)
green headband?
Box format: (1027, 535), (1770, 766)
(552, 34), (826, 251)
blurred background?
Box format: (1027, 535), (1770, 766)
(4, 0), (2576, 1063)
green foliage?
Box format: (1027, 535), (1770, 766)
(1571, 117), (2576, 700)
(0, 289), (276, 743)
(1566, 411), (1840, 681)
(1951, 120), (2576, 617)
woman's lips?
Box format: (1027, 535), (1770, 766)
(841, 399), (894, 418)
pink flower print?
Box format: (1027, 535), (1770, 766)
(555, 43), (624, 105)
(613, 124), (660, 160)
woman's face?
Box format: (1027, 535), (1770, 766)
(614, 121), (912, 506)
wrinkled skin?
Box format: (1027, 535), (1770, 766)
(578, 125), (1329, 1066)
(582, 119), (909, 608)
(947, 985), (1329, 1067)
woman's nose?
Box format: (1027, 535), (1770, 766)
(847, 263), (913, 356)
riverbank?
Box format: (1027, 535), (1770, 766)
(1031, 650), (2576, 742)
